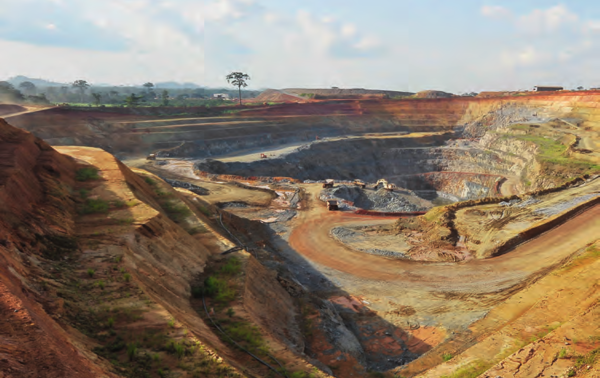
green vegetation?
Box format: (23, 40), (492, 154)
(80, 198), (110, 214)
(107, 317), (115, 328)
(123, 273), (131, 282)
(220, 258), (242, 275)
(503, 133), (600, 176)
(76, 167), (100, 181)
(203, 276), (236, 303)
(441, 360), (492, 378)
(197, 205), (211, 217)
(111, 199), (126, 208)
(226, 308), (235, 318)
(226, 71), (251, 106)
(574, 347), (600, 370)
(127, 343), (138, 361)
(223, 322), (264, 349)
(558, 348), (568, 359)
(299, 93), (316, 99)
(161, 201), (193, 222)
(167, 319), (175, 328)
(443, 353), (453, 362)
(144, 177), (156, 186)
(87, 268), (96, 277)
(96, 280), (105, 290)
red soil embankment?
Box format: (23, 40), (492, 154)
(0, 104), (26, 116)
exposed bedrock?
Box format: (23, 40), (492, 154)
(195, 132), (543, 201)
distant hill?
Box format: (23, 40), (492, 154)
(414, 90), (454, 98)
(7, 75), (66, 87)
(283, 88), (414, 98)
(154, 82), (202, 89)
(253, 89), (307, 103)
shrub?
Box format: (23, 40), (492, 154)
(174, 343), (185, 359)
(442, 353), (453, 362)
(107, 317), (115, 328)
(226, 308), (235, 317)
(220, 258), (242, 275)
(87, 268), (96, 277)
(558, 348), (568, 359)
(167, 319), (175, 328)
(205, 276), (236, 303)
(123, 273), (131, 282)
(76, 167), (100, 181)
(97, 280), (105, 290)
(127, 343), (137, 361)
(80, 199), (109, 214)
(144, 177), (156, 186)
(111, 199), (126, 208)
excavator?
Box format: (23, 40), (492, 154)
(353, 179), (366, 189)
(375, 179), (397, 192)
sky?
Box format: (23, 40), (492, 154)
(1, 0), (600, 93)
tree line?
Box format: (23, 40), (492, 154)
(0, 74), (256, 107)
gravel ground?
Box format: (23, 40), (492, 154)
(331, 227), (409, 259)
(534, 194), (600, 216)
(321, 185), (431, 212)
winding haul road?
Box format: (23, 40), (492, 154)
(289, 185), (600, 293)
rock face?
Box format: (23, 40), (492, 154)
(0, 119), (107, 376)
(0, 119), (242, 377)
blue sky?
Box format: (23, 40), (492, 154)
(0, 0), (599, 92)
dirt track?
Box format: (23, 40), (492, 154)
(290, 185), (600, 292)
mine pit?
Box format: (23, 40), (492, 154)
(2, 94), (600, 377)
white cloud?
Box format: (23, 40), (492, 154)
(516, 4), (579, 34)
(45, 23), (57, 30)
(341, 23), (357, 37)
(481, 5), (512, 19)
(354, 36), (381, 51)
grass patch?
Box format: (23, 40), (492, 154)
(503, 133), (600, 177)
(144, 177), (157, 186)
(220, 258), (242, 275)
(76, 167), (100, 181)
(223, 322), (265, 349)
(197, 205), (211, 217)
(443, 353), (453, 362)
(558, 348), (568, 359)
(574, 347), (600, 369)
(161, 201), (193, 223)
(80, 199), (110, 214)
(203, 276), (236, 304)
(87, 268), (96, 277)
(441, 360), (492, 378)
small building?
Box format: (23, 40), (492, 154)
(533, 86), (563, 92)
(213, 93), (230, 100)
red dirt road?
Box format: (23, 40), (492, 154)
(289, 186), (600, 292)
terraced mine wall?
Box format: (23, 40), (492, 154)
(195, 134), (525, 201)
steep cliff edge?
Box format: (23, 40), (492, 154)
(0, 118), (332, 378)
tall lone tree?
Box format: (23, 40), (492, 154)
(226, 72), (250, 106)
(72, 80), (90, 103)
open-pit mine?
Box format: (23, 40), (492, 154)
(1, 91), (600, 378)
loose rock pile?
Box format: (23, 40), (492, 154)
(322, 185), (431, 212)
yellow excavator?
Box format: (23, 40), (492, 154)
(375, 179), (397, 192)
